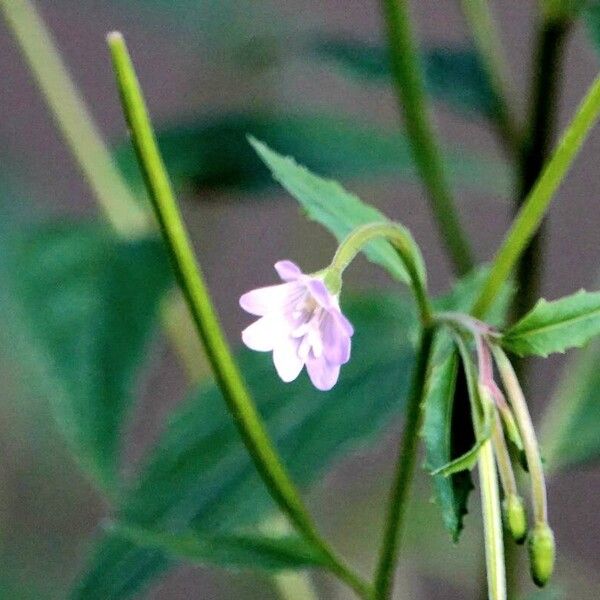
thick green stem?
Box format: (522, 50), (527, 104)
(471, 70), (600, 318)
(107, 32), (371, 600)
(373, 327), (435, 600)
(460, 0), (521, 155)
(379, 0), (474, 275)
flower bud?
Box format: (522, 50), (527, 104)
(528, 522), (555, 587)
(503, 494), (527, 544)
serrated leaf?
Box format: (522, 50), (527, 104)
(71, 293), (418, 599)
(250, 137), (425, 286)
(109, 523), (329, 572)
(310, 38), (498, 118)
(502, 290), (600, 357)
(0, 220), (172, 492)
(115, 113), (510, 198)
(422, 350), (474, 542)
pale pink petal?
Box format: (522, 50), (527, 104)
(273, 337), (304, 382)
(306, 353), (340, 391)
(274, 260), (303, 282)
(321, 312), (351, 364)
(306, 279), (334, 309)
(239, 282), (303, 316)
(330, 308), (354, 336)
(241, 315), (286, 351)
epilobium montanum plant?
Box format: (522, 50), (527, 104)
(3, 1), (600, 599)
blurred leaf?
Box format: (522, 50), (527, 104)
(584, 3), (600, 54)
(0, 221), (172, 492)
(310, 38), (498, 118)
(422, 351), (474, 542)
(542, 336), (600, 470)
(502, 290), (600, 357)
(72, 292), (418, 599)
(250, 137), (425, 286)
(115, 113), (510, 198)
(109, 523), (329, 571)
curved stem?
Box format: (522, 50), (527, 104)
(373, 326), (435, 599)
(471, 70), (600, 318)
(460, 0), (521, 155)
(108, 32), (372, 600)
(492, 347), (548, 525)
(329, 222), (434, 326)
(379, 0), (474, 276)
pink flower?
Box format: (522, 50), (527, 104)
(240, 260), (354, 391)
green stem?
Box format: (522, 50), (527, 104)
(492, 347), (547, 525)
(460, 0), (521, 155)
(379, 0), (474, 276)
(329, 222), (433, 326)
(514, 17), (569, 322)
(478, 440), (508, 600)
(454, 336), (506, 600)
(107, 32), (371, 600)
(0, 0), (148, 238)
(471, 70), (600, 318)
(373, 326), (435, 600)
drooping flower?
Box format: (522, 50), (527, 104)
(240, 260), (353, 391)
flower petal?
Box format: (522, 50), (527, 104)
(241, 315), (286, 351)
(306, 279), (334, 309)
(273, 337), (304, 382)
(330, 307), (354, 336)
(239, 282), (303, 316)
(306, 353), (340, 391)
(321, 312), (351, 364)
(274, 260), (303, 282)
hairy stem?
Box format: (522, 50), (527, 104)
(108, 32), (371, 600)
(379, 0), (474, 275)
(373, 327), (435, 599)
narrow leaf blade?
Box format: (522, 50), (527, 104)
(250, 137), (425, 285)
(422, 350), (474, 541)
(502, 290), (600, 357)
(110, 523), (329, 571)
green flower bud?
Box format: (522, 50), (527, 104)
(503, 494), (527, 544)
(528, 522), (555, 587)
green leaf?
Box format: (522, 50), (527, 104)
(115, 113), (510, 198)
(72, 293), (418, 599)
(109, 523), (329, 572)
(422, 350), (474, 542)
(502, 290), (600, 357)
(309, 38), (498, 118)
(0, 220), (172, 492)
(583, 3), (600, 54)
(541, 335), (600, 470)
(431, 401), (492, 477)
(250, 137), (425, 286)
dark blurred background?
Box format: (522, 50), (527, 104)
(0, 1), (599, 598)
